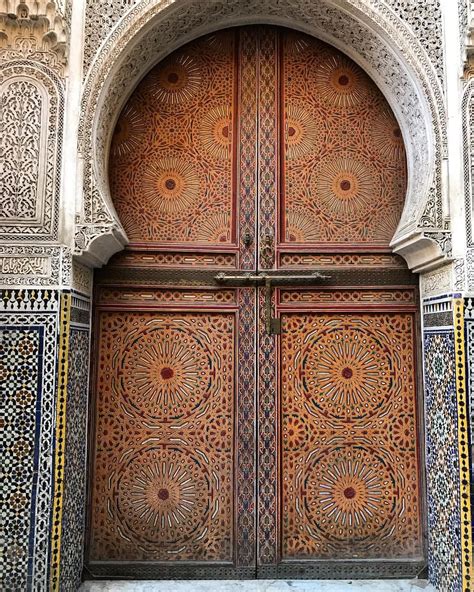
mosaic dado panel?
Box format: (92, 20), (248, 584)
(422, 297), (473, 592)
(423, 329), (463, 591)
(463, 297), (474, 580)
(59, 326), (90, 592)
(0, 289), (59, 591)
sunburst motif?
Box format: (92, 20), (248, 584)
(131, 461), (197, 527)
(111, 103), (147, 159)
(141, 157), (201, 217)
(305, 446), (395, 540)
(285, 104), (320, 160)
(299, 325), (393, 421)
(314, 55), (367, 108)
(368, 107), (406, 161)
(285, 208), (322, 242)
(194, 211), (231, 243)
(284, 31), (311, 57)
(148, 53), (202, 105)
(311, 156), (378, 222)
(117, 447), (211, 546)
(199, 105), (232, 160)
(119, 323), (216, 421)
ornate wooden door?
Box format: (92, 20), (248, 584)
(87, 27), (424, 580)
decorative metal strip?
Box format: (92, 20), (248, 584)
(50, 291), (72, 590)
(453, 299), (473, 592)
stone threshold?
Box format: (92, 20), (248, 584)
(79, 579), (436, 592)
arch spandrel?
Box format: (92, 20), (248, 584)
(75, 0), (448, 270)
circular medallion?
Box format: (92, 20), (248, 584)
(141, 157), (201, 217)
(194, 212), (231, 243)
(285, 208), (323, 242)
(114, 446), (211, 546)
(111, 103), (147, 160)
(117, 321), (218, 422)
(285, 104), (321, 160)
(148, 53), (202, 105)
(310, 156), (380, 223)
(297, 324), (394, 421)
(304, 445), (396, 543)
(314, 55), (368, 108)
(368, 107), (405, 162)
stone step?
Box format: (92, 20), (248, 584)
(79, 580), (436, 592)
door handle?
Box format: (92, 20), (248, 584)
(214, 271), (331, 285)
(215, 271), (331, 334)
(260, 233), (274, 268)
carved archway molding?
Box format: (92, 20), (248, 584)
(75, 0), (449, 271)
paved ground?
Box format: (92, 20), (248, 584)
(80, 580), (435, 592)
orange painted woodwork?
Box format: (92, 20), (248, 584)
(90, 311), (235, 561)
(90, 26), (423, 579)
(110, 31), (236, 246)
(280, 312), (421, 559)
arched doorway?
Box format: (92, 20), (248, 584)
(86, 26), (424, 580)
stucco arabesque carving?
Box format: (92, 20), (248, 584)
(0, 61), (64, 244)
(76, 0), (449, 271)
(0, 244), (72, 287)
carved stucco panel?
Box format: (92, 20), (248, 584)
(420, 263), (454, 299)
(0, 245), (72, 287)
(0, 61), (64, 241)
(0, 78), (47, 225)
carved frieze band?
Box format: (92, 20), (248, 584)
(0, 246), (72, 287)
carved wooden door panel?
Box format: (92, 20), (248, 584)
(87, 26), (424, 580)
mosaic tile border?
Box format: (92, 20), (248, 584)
(50, 292), (72, 590)
(423, 328), (462, 591)
(59, 325), (90, 591)
(454, 299), (473, 592)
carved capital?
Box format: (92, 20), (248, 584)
(0, 1), (68, 67)
(74, 223), (128, 267)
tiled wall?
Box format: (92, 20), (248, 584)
(0, 290), (60, 590)
(423, 296), (472, 591)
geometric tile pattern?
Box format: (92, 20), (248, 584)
(423, 329), (462, 591)
(59, 327), (90, 591)
(0, 296), (59, 591)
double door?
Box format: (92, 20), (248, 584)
(87, 26), (424, 579)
